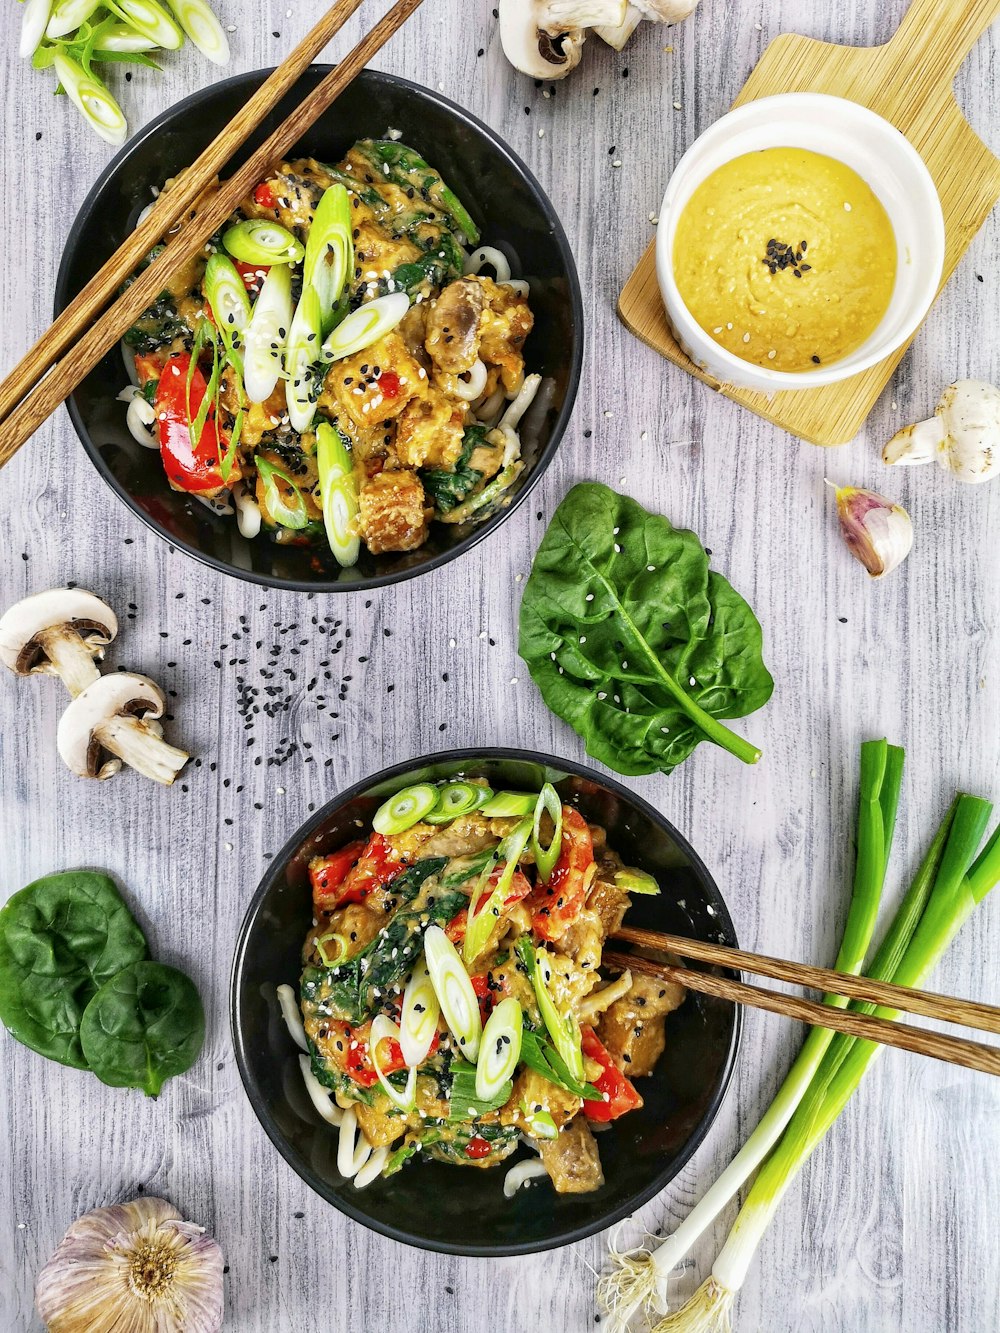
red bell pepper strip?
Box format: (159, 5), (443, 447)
(309, 840), (366, 913)
(526, 807), (594, 940)
(154, 353), (234, 495)
(580, 1026), (642, 1122)
(333, 832), (404, 908)
(233, 258), (269, 296)
(469, 970), (511, 1024)
(444, 868), (531, 944)
(329, 1017), (439, 1088)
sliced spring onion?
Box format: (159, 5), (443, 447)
(321, 292), (410, 363)
(472, 785), (496, 810)
(285, 284), (323, 434)
(532, 783), (563, 883)
(165, 0), (230, 64)
(520, 1101), (559, 1140)
(315, 422), (360, 568)
(372, 783), (439, 836)
(303, 184), (353, 333)
(475, 997), (523, 1101)
(463, 816), (533, 966)
(448, 1060), (511, 1121)
(255, 456), (309, 531)
(203, 253), (251, 353)
(399, 959), (440, 1068)
(478, 790), (538, 818)
(517, 936), (584, 1082)
(92, 21), (160, 51)
(613, 868), (662, 896)
(315, 931), (349, 966)
(105, 0), (184, 49)
(369, 1014), (416, 1112)
(243, 262), (293, 403)
(424, 781), (483, 826)
(21, 0), (53, 57)
(223, 218), (304, 266)
(518, 1027), (601, 1101)
(423, 925), (482, 1063)
(45, 0), (100, 40)
(438, 461), (522, 525)
(51, 52), (127, 148)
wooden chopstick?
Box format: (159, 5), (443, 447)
(0, 0), (365, 430)
(0, 0), (425, 468)
(610, 924), (1000, 1034)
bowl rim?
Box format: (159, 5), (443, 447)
(54, 66), (584, 594)
(655, 91), (946, 391)
(230, 745), (743, 1257)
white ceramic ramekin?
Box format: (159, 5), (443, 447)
(655, 93), (946, 392)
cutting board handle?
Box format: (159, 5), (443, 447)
(888, 0), (1000, 84)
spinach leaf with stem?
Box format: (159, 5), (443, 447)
(518, 482), (774, 776)
(0, 871), (148, 1069)
(79, 961), (205, 1097)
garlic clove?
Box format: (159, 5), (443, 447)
(883, 379), (1000, 484)
(35, 1197), (224, 1333)
(829, 483), (914, 579)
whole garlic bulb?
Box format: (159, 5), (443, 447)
(35, 1197), (224, 1333)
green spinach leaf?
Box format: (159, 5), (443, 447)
(0, 872), (148, 1069)
(518, 482), (773, 776)
(79, 961), (205, 1097)
(422, 425), (488, 514)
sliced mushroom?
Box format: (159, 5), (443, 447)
(595, 0), (700, 50)
(57, 673), (189, 786)
(500, 0), (628, 79)
(0, 588), (117, 697)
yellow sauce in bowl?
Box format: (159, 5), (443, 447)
(672, 147), (897, 373)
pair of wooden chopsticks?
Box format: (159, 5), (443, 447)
(605, 924), (1000, 1077)
(0, 0), (426, 469)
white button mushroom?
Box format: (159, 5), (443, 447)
(594, 0), (700, 51)
(500, 0), (628, 79)
(0, 588), (117, 697)
(883, 379), (1000, 484)
(57, 673), (189, 785)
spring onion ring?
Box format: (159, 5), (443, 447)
(243, 263), (293, 403)
(372, 783), (439, 836)
(105, 0), (184, 49)
(520, 1102), (559, 1140)
(479, 791), (537, 818)
(424, 781), (483, 825)
(475, 997), (523, 1101)
(254, 456), (309, 531)
(613, 868), (662, 896)
(50, 52), (126, 147)
(285, 285), (323, 434)
(423, 925), (482, 1063)
(165, 0), (230, 64)
(316, 422), (360, 568)
(399, 959), (440, 1068)
(303, 184), (353, 333)
(45, 0), (100, 40)
(321, 292), (410, 363)
(369, 1015), (417, 1112)
(223, 218), (304, 266)
(21, 0), (54, 55)
(464, 817), (533, 965)
(532, 783), (563, 883)
(203, 253), (251, 353)
(92, 20), (159, 51)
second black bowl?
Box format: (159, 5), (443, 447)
(231, 750), (742, 1256)
(55, 68), (583, 592)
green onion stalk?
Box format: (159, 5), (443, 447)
(603, 769), (999, 1333)
(597, 739), (903, 1330)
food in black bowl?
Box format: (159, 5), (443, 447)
(231, 750), (741, 1256)
(55, 69), (583, 591)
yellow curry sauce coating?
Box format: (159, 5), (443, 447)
(673, 147), (897, 372)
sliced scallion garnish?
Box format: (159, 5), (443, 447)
(399, 959), (439, 1068)
(223, 218), (304, 266)
(254, 456), (309, 531)
(285, 284), (323, 434)
(165, 0), (230, 64)
(21, 0), (54, 56)
(531, 783), (563, 883)
(91, 21), (159, 51)
(203, 253), (251, 355)
(372, 783), (439, 836)
(105, 0), (184, 49)
(463, 817), (533, 965)
(315, 422), (360, 568)
(423, 925), (482, 1064)
(368, 1015), (416, 1112)
(45, 0), (100, 40)
(613, 868), (661, 896)
(478, 790), (537, 818)
(475, 997), (522, 1101)
(516, 936), (584, 1082)
(424, 781), (483, 826)
(520, 1101), (558, 1140)
(243, 262), (293, 403)
(321, 292), (410, 363)
(50, 51), (126, 147)
(472, 785), (496, 810)
(303, 184), (353, 334)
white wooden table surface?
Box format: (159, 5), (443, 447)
(2, 2), (999, 1330)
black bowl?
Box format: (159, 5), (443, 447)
(55, 69), (583, 592)
(231, 750), (742, 1256)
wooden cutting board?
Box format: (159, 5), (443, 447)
(618, 0), (1000, 445)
